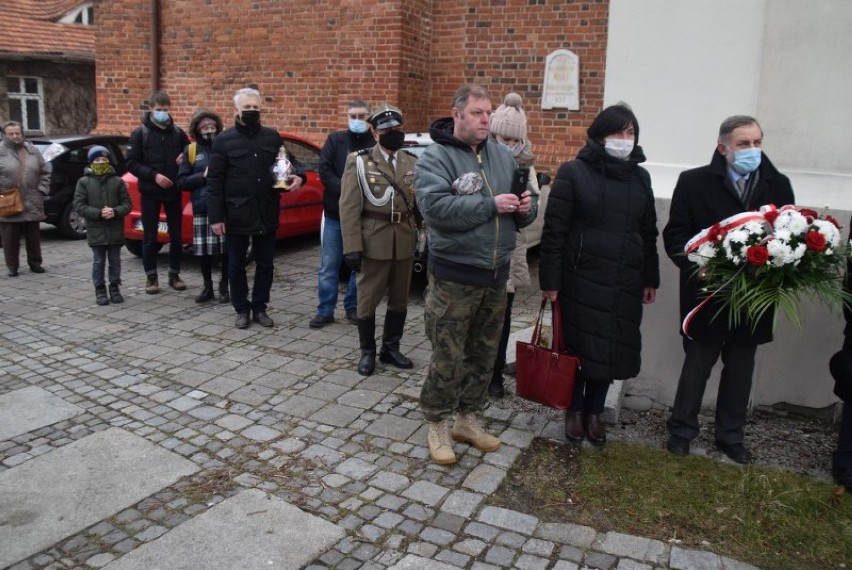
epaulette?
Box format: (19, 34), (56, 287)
(401, 149), (418, 158)
(356, 148), (371, 156)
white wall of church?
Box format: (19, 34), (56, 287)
(604, 0), (852, 412)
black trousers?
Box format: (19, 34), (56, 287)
(667, 338), (757, 445)
(834, 402), (852, 485)
(0, 221), (41, 270)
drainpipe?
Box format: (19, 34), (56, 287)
(150, 0), (161, 94)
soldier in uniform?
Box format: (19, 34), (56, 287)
(340, 105), (419, 376)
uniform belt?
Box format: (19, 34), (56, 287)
(362, 210), (410, 224)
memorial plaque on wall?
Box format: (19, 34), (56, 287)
(542, 49), (579, 110)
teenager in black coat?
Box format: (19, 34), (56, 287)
(540, 104), (660, 447)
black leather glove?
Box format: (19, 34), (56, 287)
(344, 252), (363, 273)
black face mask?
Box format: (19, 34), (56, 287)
(202, 132), (216, 143)
(379, 130), (405, 152)
(241, 110), (260, 126)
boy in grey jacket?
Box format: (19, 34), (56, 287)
(73, 146), (132, 305)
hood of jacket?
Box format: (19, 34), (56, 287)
(428, 117), (488, 153)
(188, 108), (224, 138)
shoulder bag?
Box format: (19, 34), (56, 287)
(0, 147), (27, 218)
(515, 299), (580, 409)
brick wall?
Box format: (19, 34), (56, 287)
(95, 0), (608, 175)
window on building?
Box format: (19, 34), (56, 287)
(7, 77), (45, 133)
(59, 3), (94, 25)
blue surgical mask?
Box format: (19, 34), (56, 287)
(151, 110), (170, 123)
(499, 141), (521, 156)
(731, 147), (762, 175)
(349, 119), (368, 134)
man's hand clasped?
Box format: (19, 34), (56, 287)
(495, 190), (531, 215)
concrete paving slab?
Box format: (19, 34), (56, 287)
(103, 489), (346, 570)
(0, 385), (84, 440)
(0, 428), (199, 569)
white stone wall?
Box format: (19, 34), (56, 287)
(603, 0), (852, 410)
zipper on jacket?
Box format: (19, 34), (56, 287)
(477, 151), (499, 271)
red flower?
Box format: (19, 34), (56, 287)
(805, 230), (828, 252)
(825, 215), (842, 229)
(746, 245), (769, 266)
(764, 209), (779, 225)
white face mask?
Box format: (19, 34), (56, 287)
(603, 138), (634, 160)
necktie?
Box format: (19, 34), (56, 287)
(388, 155), (395, 173)
(735, 177), (747, 199)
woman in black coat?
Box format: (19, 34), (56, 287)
(539, 104), (660, 447)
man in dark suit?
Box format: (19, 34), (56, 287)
(339, 105), (418, 376)
(829, 238), (852, 492)
(663, 115), (794, 464)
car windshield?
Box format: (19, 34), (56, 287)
(36, 142), (69, 163)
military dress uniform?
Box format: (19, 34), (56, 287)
(340, 143), (418, 374)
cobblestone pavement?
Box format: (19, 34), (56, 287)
(1, 228), (759, 570)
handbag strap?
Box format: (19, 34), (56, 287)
(531, 298), (548, 346)
(550, 300), (567, 352)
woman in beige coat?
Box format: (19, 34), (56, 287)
(487, 94), (540, 397)
(0, 121), (50, 277)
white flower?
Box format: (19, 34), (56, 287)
(766, 237), (806, 266)
(743, 220), (767, 235)
(693, 243), (718, 267)
(774, 210), (809, 234)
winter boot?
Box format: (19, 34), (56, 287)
(427, 419), (456, 465)
(108, 283), (124, 304)
(487, 370), (505, 398)
(145, 275), (159, 294)
(452, 412), (501, 452)
(379, 311), (413, 369)
(95, 286), (109, 306)
(218, 279), (230, 304)
(195, 281), (215, 303)
(168, 272), (187, 291)
(357, 316), (377, 376)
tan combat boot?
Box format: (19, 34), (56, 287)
(427, 419), (456, 465)
(452, 412), (501, 452)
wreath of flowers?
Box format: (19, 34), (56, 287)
(683, 204), (850, 334)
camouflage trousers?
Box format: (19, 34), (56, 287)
(420, 274), (508, 422)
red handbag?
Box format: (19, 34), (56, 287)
(515, 299), (580, 409)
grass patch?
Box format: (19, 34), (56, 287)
(489, 438), (852, 569)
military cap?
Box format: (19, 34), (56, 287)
(369, 104), (404, 130)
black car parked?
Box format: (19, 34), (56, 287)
(30, 135), (129, 239)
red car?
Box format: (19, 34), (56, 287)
(122, 133), (325, 256)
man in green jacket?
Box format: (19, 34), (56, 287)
(415, 84), (537, 464)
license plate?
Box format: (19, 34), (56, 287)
(132, 219), (169, 235)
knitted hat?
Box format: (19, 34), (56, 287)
(490, 93), (527, 141)
(87, 145), (110, 163)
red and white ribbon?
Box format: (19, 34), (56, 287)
(684, 211), (768, 258)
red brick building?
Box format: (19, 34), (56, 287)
(95, 0), (608, 174)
